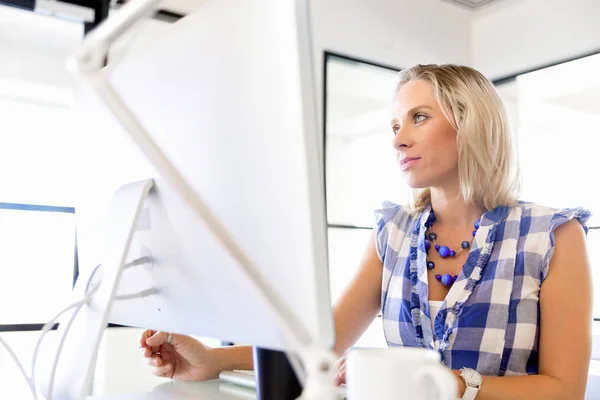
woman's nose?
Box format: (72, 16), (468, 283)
(392, 126), (411, 149)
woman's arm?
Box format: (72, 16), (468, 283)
(205, 232), (382, 377)
(332, 230), (383, 356)
(453, 219), (592, 399)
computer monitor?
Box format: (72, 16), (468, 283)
(40, 0), (337, 399)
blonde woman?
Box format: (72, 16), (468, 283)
(140, 64), (592, 399)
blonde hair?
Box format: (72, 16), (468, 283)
(396, 64), (520, 212)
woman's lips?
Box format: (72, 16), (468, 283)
(400, 157), (420, 170)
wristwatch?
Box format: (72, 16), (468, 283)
(459, 368), (482, 400)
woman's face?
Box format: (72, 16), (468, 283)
(391, 79), (459, 189)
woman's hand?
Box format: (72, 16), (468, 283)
(139, 330), (221, 381)
(335, 355), (347, 386)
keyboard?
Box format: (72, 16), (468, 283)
(219, 370), (256, 390)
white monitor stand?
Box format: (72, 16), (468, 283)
(39, 0), (338, 399)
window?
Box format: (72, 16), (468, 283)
(325, 54), (405, 229)
(495, 52), (600, 319)
(0, 204), (76, 327)
(324, 53), (401, 347)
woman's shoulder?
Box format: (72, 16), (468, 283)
(507, 200), (592, 234)
(374, 201), (419, 231)
(373, 201), (421, 262)
(509, 202), (591, 282)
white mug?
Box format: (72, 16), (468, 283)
(346, 347), (457, 400)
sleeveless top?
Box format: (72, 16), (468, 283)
(429, 301), (443, 331)
(376, 201), (590, 376)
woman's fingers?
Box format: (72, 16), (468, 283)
(152, 363), (173, 379)
(145, 331), (169, 354)
(335, 356), (346, 385)
(140, 341), (163, 358)
(140, 330), (163, 354)
(335, 369), (346, 385)
(139, 330), (156, 347)
(146, 356), (164, 367)
(140, 330), (179, 380)
(146, 331), (168, 346)
(140, 346), (152, 358)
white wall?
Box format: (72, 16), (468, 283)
(471, 0), (600, 80)
(310, 0), (472, 68)
(310, 0), (472, 120)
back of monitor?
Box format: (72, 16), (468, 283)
(44, 0), (334, 398)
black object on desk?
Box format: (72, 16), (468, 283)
(253, 347), (302, 400)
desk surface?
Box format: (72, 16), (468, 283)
(88, 380), (256, 400)
(87, 373), (600, 400)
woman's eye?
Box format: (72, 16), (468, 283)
(414, 114), (427, 124)
(392, 125), (400, 135)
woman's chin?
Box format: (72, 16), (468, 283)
(403, 175), (429, 189)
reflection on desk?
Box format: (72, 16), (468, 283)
(87, 379), (348, 400)
(87, 380), (256, 400)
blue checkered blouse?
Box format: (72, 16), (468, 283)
(376, 201), (590, 376)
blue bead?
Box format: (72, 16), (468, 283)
(428, 232), (437, 241)
(439, 246), (450, 258)
(449, 250), (456, 257)
(461, 241), (470, 249)
(425, 239), (431, 251)
(427, 261), (435, 270)
(435, 244), (441, 251)
(441, 274), (454, 287)
(428, 212), (436, 224)
(435, 274), (442, 281)
(472, 230), (477, 237)
(474, 219), (481, 229)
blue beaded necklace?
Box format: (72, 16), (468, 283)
(424, 210), (481, 287)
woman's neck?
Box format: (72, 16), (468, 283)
(429, 187), (486, 230)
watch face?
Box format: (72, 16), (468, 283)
(463, 368), (483, 385)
